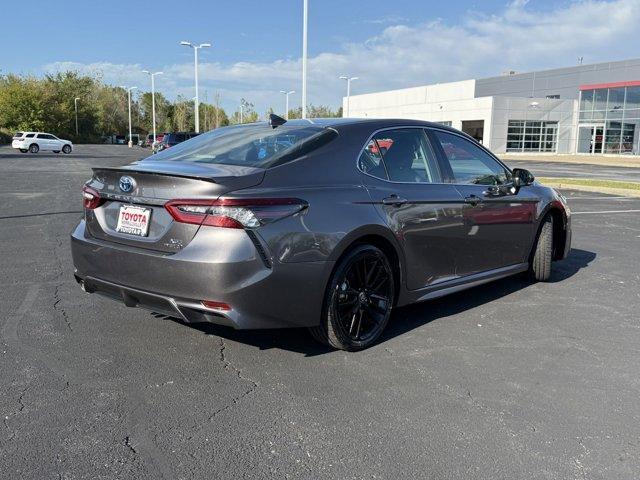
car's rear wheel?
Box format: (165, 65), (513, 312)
(310, 245), (395, 351)
(62, 144), (72, 154)
(529, 215), (553, 281)
(29, 144), (39, 153)
(19, 149), (27, 153)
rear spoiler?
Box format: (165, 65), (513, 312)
(91, 166), (219, 183)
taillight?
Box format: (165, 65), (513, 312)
(82, 185), (103, 210)
(164, 198), (307, 229)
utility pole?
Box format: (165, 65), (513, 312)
(339, 76), (359, 117)
(180, 41), (212, 133)
(74, 97), (80, 135)
(215, 92), (221, 129)
(279, 90), (295, 120)
(120, 86), (138, 147)
(301, 0), (308, 119)
(142, 70), (163, 146)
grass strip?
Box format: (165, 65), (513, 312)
(537, 177), (640, 191)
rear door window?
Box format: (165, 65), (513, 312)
(432, 130), (509, 185)
(363, 128), (441, 183)
(358, 139), (388, 179)
(25, 133), (35, 138)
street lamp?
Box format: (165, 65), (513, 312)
(301, 0), (308, 119)
(142, 70), (163, 147)
(180, 41), (211, 133)
(74, 97), (80, 135)
(120, 86), (138, 148)
(239, 98), (253, 124)
(279, 90), (295, 120)
(339, 75), (358, 117)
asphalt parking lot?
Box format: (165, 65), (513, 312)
(1, 145), (639, 479)
(507, 157), (640, 182)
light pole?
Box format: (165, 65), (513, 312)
(74, 97), (80, 135)
(121, 86), (138, 147)
(180, 41), (211, 133)
(142, 70), (163, 146)
(279, 90), (295, 120)
(339, 76), (358, 117)
(239, 98), (253, 124)
(301, 0), (308, 119)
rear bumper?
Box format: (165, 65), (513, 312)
(71, 220), (333, 329)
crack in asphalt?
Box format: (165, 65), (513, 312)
(124, 435), (138, 455)
(53, 284), (73, 332)
(52, 232), (73, 332)
(4, 385), (30, 442)
(207, 337), (259, 420)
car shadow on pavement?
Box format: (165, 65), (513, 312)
(168, 248), (596, 356)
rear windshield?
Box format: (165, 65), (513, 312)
(148, 123), (336, 168)
(14, 132), (23, 138)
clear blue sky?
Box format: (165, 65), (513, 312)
(1, 0), (636, 114)
(3, 0), (538, 70)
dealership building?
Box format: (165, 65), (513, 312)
(344, 58), (640, 155)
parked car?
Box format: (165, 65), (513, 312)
(12, 132), (73, 154)
(71, 117), (571, 351)
(152, 132), (199, 153)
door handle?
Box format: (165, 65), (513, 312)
(464, 194), (482, 206)
(382, 195), (408, 206)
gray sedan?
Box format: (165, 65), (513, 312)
(71, 117), (571, 350)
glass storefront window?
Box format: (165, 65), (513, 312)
(626, 86), (640, 110)
(578, 85), (640, 154)
(594, 89), (608, 111)
(607, 88), (625, 110)
(604, 121), (622, 153)
(580, 89), (594, 111)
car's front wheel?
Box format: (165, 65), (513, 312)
(529, 215), (553, 281)
(62, 144), (72, 154)
(310, 245), (395, 351)
(29, 144), (39, 153)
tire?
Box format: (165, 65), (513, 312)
(53, 151), (60, 154)
(309, 245), (395, 351)
(529, 215), (553, 281)
(29, 144), (39, 153)
(19, 149), (28, 153)
(62, 144), (72, 154)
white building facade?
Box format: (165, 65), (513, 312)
(344, 58), (640, 155)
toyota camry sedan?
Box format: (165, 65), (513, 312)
(71, 116), (571, 351)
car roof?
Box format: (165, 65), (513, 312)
(257, 117), (462, 133)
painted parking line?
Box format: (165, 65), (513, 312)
(572, 209), (640, 215)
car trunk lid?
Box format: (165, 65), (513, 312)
(84, 161), (265, 253)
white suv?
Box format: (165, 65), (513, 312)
(12, 132), (73, 154)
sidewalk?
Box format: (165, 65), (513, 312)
(499, 153), (640, 168)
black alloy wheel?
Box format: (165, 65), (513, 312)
(311, 245), (395, 351)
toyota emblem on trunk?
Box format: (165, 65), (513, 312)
(119, 176), (136, 193)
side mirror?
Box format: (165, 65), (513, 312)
(512, 168), (535, 187)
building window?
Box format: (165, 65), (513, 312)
(507, 120), (558, 152)
(579, 85), (640, 154)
